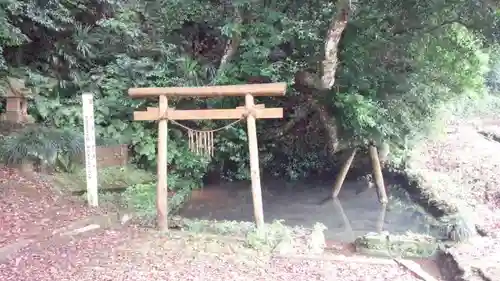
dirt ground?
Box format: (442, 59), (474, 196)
(4, 117), (500, 281)
(0, 167), (429, 281)
(408, 117), (500, 281)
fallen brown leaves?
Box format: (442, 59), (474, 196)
(0, 167), (99, 248)
(410, 119), (500, 281)
(0, 167), (422, 281)
(411, 124), (500, 234)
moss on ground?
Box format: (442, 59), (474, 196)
(166, 217), (329, 255)
(53, 165), (155, 192)
(49, 165), (155, 210)
(385, 165), (479, 243)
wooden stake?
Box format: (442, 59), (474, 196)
(369, 145), (388, 204)
(157, 95), (169, 231)
(245, 94), (265, 229)
(332, 148), (357, 198)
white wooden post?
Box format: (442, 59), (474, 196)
(82, 92), (99, 207)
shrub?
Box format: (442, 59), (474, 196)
(0, 125), (84, 171)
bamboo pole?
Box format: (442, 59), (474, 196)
(332, 148), (357, 198)
(369, 145), (388, 204)
(157, 95), (169, 231)
(245, 94), (265, 229)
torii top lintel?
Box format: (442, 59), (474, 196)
(128, 82), (287, 98)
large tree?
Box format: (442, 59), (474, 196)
(1, 0), (499, 180)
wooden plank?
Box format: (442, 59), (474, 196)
(245, 94), (265, 229)
(157, 95), (169, 232)
(128, 82), (287, 97)
(134, 107), (283, 121)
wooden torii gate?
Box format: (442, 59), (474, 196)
(128, 83), (286, 231)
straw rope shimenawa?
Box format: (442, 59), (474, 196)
(158, 106), (256, 157)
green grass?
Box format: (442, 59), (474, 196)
(53, 165), (155, 193)
(51, 165), (200, 217)
(50, 165), (156, 210)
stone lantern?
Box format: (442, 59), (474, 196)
(1, 77), (32, 123)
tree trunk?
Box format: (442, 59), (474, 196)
(321, 3), (349, 90)
(213, 0), (244, 82)
(309, 0), (350, 155)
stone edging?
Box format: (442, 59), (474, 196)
(437, 250), (474, 281)
(384, 168), (459, 218)
(384, 167), (491, 281)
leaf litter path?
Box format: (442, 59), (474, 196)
(0, 167), (423, 281)
(411, 118), (500, 281)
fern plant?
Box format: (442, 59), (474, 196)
(0, 125), (84, 172)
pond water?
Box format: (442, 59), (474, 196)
(179, 179), (443, 243)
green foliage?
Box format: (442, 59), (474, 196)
(123, 182), (194, 216)
(182, 218), (256, 236)
(54, 165), (155, 191)
(486, 48), (500, 92)
(1, 0), (500, 183)
(178, 218), (328, 254)
(244, 220), (294, 251)
(0, 125), (83, 170)
(213, 125), (250, 180)
(122, 183), (157, 215)
(336, 22), (490, 150)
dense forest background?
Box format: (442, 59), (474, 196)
(1, 0), (500, 199)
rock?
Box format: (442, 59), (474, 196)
(438, 250), (468, 281)
(439, 237), (500, 281)
(354, 232), (438, 258)
(478, 266), (500, 281)
(120, 213), (132, 225)
(307, 222), (327, 254)
(274, 239), (295, 255)
(60, 224), (101, 236)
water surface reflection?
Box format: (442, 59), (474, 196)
(180, 179), (440, 242)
